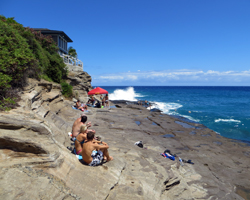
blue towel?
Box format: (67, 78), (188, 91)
(161, 153), (175, 161)
(72, 106), (78, 110)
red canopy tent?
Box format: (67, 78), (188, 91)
(87, 87), (108, 95)
(88, 87), (109, 108)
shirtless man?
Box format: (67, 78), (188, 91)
(81, 131), (113, 166)
(72, 115), (91, 139)
(104, 94), (109, 107)
(75, 125), (101, 155)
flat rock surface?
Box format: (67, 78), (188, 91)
(0, 79), (249, 200)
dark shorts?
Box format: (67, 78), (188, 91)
(89, 150), (103, 166)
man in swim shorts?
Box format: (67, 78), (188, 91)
(81, 131), (113, 166)
(72, 115), (91, 139)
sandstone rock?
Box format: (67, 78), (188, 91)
(0, 78), (249, 200)
(66, 71), (92, 102)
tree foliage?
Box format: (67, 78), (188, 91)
(68, 46), (77, 58)
(0, 15), (68, 110)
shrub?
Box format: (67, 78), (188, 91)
(61, 81), (73, 98)
(0, 97), (16, 111)
(0, 15), (69, 110)
(0, 17), (37, 110)
(41, 74), (53, 82)
(0, 18), (37, 89)
(46, 53), (67, 83)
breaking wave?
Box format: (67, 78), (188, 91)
(149, 102), (182, 113)
(109, 87), (144, 101)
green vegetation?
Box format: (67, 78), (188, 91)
(61, 81), (73, 98)
(0, 15), (69, 110)
(68, 46), (77, 58)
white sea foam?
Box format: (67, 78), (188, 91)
(215, 119), (241, 123)
(109, 87), (143, 101)
(149, 102), (200, 122)
(149, 102), (182, 113)
(109, 87), (199, 123)
(178, 114), (200, 122)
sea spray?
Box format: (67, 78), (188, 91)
(149, 101), (182, 114)
(109, 87), (143, 101)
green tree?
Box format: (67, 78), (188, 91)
(0, 16), (38, 110)
(0, 15), (69, 110)
(0, 17), (37, 89)
(68, 46), (77, 58)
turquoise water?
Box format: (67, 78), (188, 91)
(97, 86), (250, 142)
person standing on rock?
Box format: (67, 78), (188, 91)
(104, 94), (109, 107)
(72, 115), (91, 140)
(81, 131), (113, 166)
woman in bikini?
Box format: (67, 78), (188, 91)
(74, 125), (100, 155)
(74, 125), (88, 155)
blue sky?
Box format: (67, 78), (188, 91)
(1, 0), (250, 86)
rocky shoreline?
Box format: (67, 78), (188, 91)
(0, 76), (250, 200)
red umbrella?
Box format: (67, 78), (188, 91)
(88, 87), (108, 95)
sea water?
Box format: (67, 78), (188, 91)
(96, 86), (250, 142)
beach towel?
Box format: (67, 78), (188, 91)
(161, 152), (175, 161)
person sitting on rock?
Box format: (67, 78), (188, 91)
(81, 131), (113, 166)
(81, 103), (88, 111)
(72, 115), (91, 140)
(75, 100), (88, 111)
(74, 125), (101, 155)
(90, 96), (96, 106)
(74, 125), (88, 155)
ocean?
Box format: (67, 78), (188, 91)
(97, 86), (250, 142)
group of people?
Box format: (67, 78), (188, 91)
(74, 94), (109, 112)
(86, 94), (109, 108)
(100, 94), (109, 107)
(71, 114), (113, 166)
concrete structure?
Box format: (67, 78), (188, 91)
(61, 53), (83, 72)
